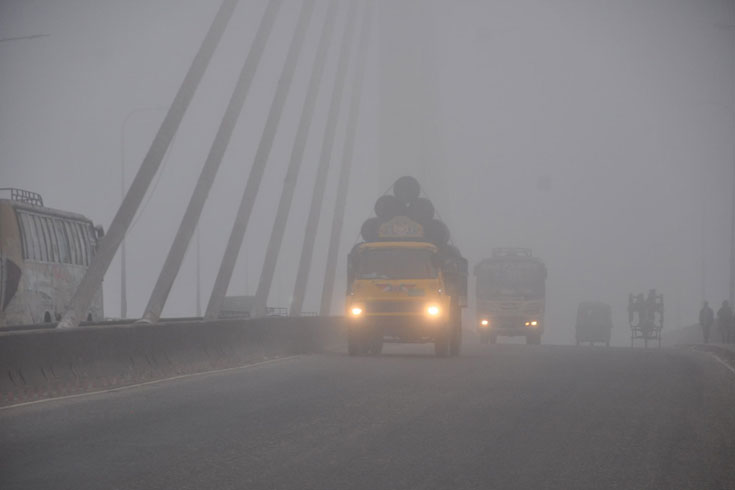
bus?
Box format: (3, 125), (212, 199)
(474, 248), (547, 344)
(0, 188), (103, 326)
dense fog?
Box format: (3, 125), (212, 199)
(1, 0), (733, 345)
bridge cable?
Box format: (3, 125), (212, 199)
(140, 0), (283, 323)
(319, 0), (374, 316)
(205, 0), (317, 320)
(252, 1), (340, 318)
(289, 2), (359, 317)
(58, 0), (241, 328)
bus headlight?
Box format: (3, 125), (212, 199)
(525, 320), (539, 327)
(426, 305), (440, 317)
(350, 307), (363, 317)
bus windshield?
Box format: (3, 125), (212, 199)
(357, 248), (437, 280)
(477, 261), (546, 300)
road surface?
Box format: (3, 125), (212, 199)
(2, 342), (735, 489)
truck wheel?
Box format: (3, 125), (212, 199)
(368, 328), (383, 355)
(348, 328), (367, 356)
(526, 333), (541, 345)
(348, 329), (360, 356)
(450, 326), (462, 356)
(490, 333), (498, 344)
(434, 328), (450, 357)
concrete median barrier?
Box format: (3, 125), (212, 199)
(0, 316), (345, 406)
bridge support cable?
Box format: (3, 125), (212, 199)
(205, 1), (317, 321)
(140, 0), (283, 324)
(319, 1), (373, 316)
(252, 1), (339, 319)
(289, 2), (358, 317)
(58, 0), (240, 329)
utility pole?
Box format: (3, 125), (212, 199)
(728, 11), (735, 307)
(59, 0), (240, 329)
(196, 226), (202, 317)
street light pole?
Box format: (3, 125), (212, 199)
(732, 32), (735, 308)
(196, 226), (201, 317)
(120, 106), (166, 318)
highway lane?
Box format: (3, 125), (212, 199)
(2, 342), (735, 490)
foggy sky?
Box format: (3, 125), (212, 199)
(1, 0), (733, 345)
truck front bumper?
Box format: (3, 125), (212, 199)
(349, 314), (447, 343)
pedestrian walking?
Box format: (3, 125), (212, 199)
(699, 301), (714, 344)
(717, 300), (732, 344)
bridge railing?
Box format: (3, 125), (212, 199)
(0, 316), (345, 406)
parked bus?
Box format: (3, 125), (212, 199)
(0, 188), (103, 326)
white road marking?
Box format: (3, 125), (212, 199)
(0, 355), (300, 411)
(707, 352), (735, 377)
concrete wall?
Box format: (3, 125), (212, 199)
(0, 317), (345, 406)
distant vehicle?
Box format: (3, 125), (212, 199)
(628, 289), (663, 348)
(218, 296), (289, 319)
(346, 177), (468, 357)
(475, 248), (547, 344)
(575, 301), (612, 346)
(0, 188), (103, 326)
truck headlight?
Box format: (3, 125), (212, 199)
(426, 305), (440, 317)
(350, 307), (363, 317)
(480, 319), (489, 327)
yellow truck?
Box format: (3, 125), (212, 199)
(345, 177), (467, 357)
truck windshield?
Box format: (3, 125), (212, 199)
(477, 261), (546, 300)
(357, 248), (437, 280)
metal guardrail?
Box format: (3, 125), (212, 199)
(0, 188), (44, 207)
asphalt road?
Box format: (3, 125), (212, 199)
(2, 341), (735, 490)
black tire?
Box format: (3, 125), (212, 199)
(434, 327), (450, 357)
(450, 326), (462, 357)
(406, 197), (434, 223)
(393, 176), (421, 203)
(490, 333), (498, 344)
(479, 331), (489, 344)
(347, 329), (360, 356)
(424, 219), (450, 246)
(348, 328), (368, 356)
(368, 327), (384, 355)
(361, 218), (381, 242)
(374, 195), (406, 219)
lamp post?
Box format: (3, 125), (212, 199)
(120, 106), (166, 318)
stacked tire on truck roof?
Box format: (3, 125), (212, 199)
(361, 177), (457, 257)
(347, 176), (468, 357)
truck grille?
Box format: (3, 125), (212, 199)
(367, 301), (424, 314)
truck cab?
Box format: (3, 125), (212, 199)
(475, 248), (547, 345)
(346, 240), (466, 357)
